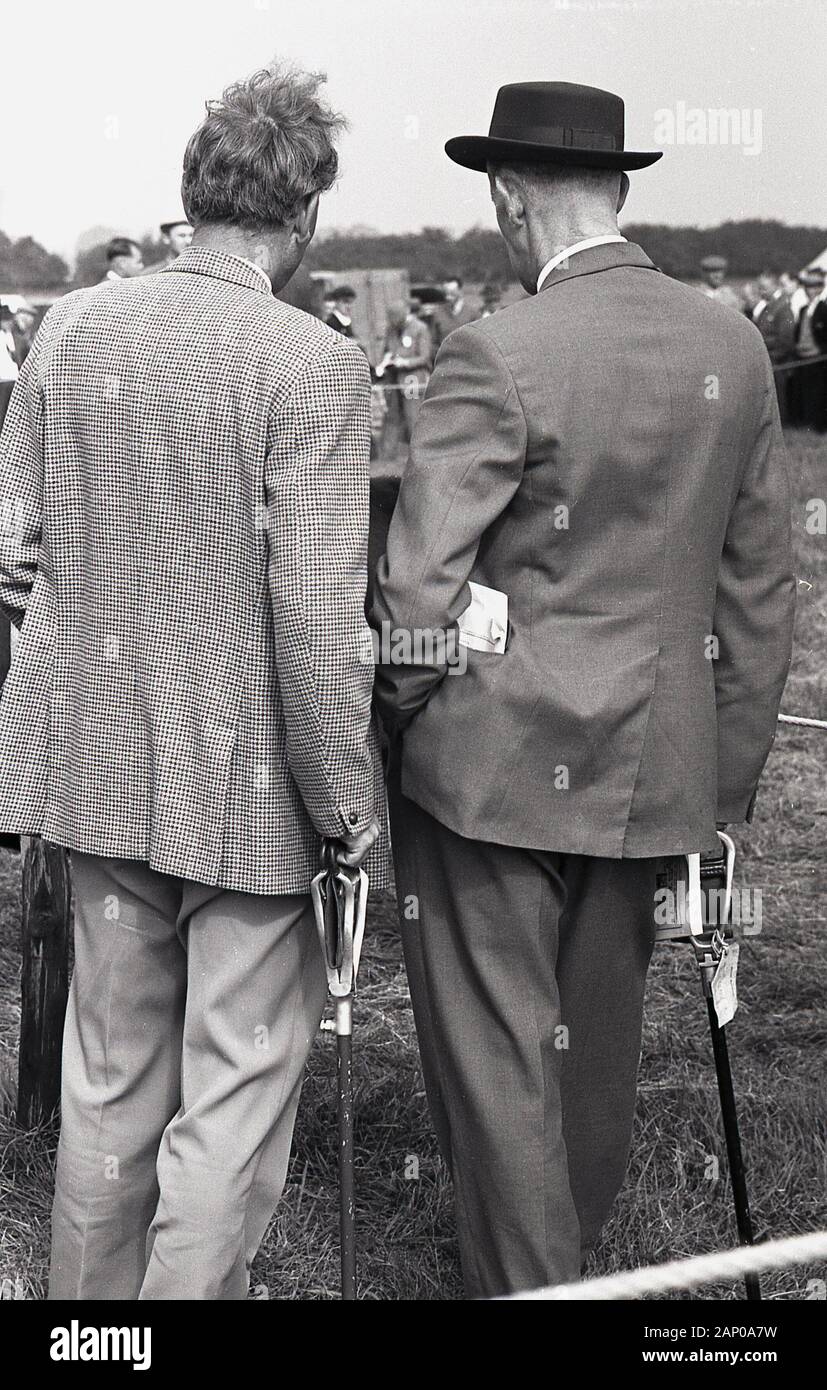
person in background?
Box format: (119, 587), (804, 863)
(747, 272), (776, 321)
(9, 300), (37, 365)
(142, 219), (193, 274)
(752, 272), (796, 363)
(432, 274), (478, 347)
(323, 283), (358, 337)
(323, 283), (370, 358)
(698, 254), (743, 311)
(100, 237), (145, 283)
(793, 269), (826, 357)
(480, 282), (503, 316)
(0, 304), (19, 431)
(790, 268), (827, 430)
(810, 278), (827, 353)
(780, 270), (808, 321)
(375, 301), (433, 458)
(408, 291), (424, 321)
(408, 288), (441, 348)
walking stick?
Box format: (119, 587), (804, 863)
(311, 841), (368, 1301)
(656, 833), (761, 1301)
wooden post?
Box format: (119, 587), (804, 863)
(17, 838), (71, 1129)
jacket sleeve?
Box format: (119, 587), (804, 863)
(265, 335), (377, 839)
(0, 293), (86, 629)
(370, 323), (528, 732)
(0, 333), (46, 629)
(713, 361), (796, 821)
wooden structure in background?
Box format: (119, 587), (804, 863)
(311, 267), (410, 366)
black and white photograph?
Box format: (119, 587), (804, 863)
(0, 0), (824, 1359)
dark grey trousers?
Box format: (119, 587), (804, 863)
(389, 775), (657, 1299)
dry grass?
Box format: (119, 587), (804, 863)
(0, 431), (825, 1300)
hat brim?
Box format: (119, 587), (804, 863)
(445, 134), (662, 172)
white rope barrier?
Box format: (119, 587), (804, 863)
(500, 1229), (827, 1300)
(778, 713), (827, 730)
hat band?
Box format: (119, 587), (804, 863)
(491, 122), (619, 150)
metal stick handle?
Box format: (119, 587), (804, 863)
(310, 844), (366, 1301)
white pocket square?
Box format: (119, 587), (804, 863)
(457, 581), (508, 653)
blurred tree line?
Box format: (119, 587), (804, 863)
(310, 218), (827, 283)
(309, 225), (511, 283)
(0, 230), (68, 290)
(3, 220), (827, 294)
(622, 220), (827, 279)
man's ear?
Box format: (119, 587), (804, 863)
(617, 172), (630, 214)
(293, 190), (321, 247)
(489, 170), (525, 228)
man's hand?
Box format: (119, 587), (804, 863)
(335, 817), (380, 868)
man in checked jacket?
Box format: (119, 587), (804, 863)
(0, 65), (387, 1299)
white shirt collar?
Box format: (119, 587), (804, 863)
(536, 235), (627, 293)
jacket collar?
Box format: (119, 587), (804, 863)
(538, 239), (658, 292)
(163, 246), (273, 296)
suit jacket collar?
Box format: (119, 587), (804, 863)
(538, 240), (658, 292)
(164, 246), (273, 296)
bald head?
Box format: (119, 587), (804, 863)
(487, 159), (630, 294)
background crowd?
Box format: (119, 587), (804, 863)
(2, 227), (827, 443)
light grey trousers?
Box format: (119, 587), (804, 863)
(48, 852), (327, 1301)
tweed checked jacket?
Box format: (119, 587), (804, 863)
(372, 241), (795, 858)
(0, 247), (388, 892)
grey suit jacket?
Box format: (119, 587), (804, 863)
(371, 241), (795, 858)
(0, 247), (388, 892)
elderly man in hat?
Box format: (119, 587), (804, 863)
(0, 62), (386, 1300)
(699, 254), (743, 312)
(371, 80), (794, 1297)
(323, 283), (358, 337)
(142, 218), (193, 274)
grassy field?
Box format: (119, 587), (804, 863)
(0, 431), (825, 1301)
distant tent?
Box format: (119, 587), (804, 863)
(805, 247), (827, 273)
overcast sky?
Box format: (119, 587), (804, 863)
(1, 0), (822, 260)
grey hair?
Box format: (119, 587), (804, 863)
(182, 64), (347, 232)
(490, 160), (623, 204)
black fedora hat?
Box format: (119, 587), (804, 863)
(446, 82), (662, 172)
